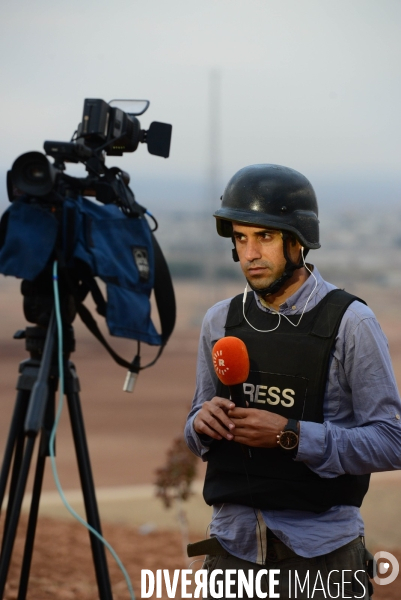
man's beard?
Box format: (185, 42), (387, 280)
(243, 261), (283, 294)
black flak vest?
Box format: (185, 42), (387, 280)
(203, 289), (370, 513)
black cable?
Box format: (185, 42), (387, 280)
(146, 211), (158, 232)
(139, 344), (166, 370)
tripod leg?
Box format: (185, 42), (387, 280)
(16, 436), (47, 600)
(65, 364), (113, 600)
(0, 316), (55, 599)
(17, 381), (56, 600)
(0, 436), (36, 599)
(0, 391), (31, 555)
(0, 390), (30, 512)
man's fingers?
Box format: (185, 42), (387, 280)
(197, 422), (223, 440)
(208, 399), (236, 429)
(194, 400), (236, 440)
(196, 417), (234, 440)
(203, 410), (234, 438)
(230, 420), (247, 429)
(228, 407), (248, 418)
(211, 397), (236, 411)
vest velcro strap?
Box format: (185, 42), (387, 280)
(311, 289), (366, 338)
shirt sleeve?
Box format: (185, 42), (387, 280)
(184, 300), (230, 459)
(296, 304), (401, 477)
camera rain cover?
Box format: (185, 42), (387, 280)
(0, 200), (58, 280)
(0, 197), (162, 345)
(69, 196), (162, 345)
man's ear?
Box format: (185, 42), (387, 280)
(285, 234), (303, 264)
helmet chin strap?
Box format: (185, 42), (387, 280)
(233, 232), (307, 298)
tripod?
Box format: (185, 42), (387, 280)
(0, 311), (114, 600)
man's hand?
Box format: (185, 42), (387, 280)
(228, 407), (288, 448)
(193, 397), (236, 441)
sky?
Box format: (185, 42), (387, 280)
(0, 0), (400, 212)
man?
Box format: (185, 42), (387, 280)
(184, 164), (401, 599)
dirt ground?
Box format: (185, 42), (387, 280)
(0, 278), (401, 598)
(0, 516), (399, 600)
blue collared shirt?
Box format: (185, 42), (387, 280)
(184, 267), (401, 561)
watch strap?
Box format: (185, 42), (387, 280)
(284, 418), (299, 434)
(277, 418), (299, 454)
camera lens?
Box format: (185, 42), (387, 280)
(11, 152), (57, 196)
(23, 163), (47, 183)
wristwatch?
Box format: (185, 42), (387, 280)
(277, 419), (299, 452)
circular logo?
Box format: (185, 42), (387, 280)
(373, 551), (399, 585)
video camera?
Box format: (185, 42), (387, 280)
(0, 98), (176, 379)
(8, 98), (172, 212)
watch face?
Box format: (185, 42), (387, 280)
(279, 431), (298, 450)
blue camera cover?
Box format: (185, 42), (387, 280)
(0, 197), (162, 345)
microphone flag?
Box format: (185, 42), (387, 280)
(212, 336), (250, 406)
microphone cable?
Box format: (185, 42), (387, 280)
(50, 261), (136, 600)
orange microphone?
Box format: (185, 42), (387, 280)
(212, 336), (250, 407)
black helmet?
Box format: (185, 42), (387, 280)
(214, 164), (320, 249)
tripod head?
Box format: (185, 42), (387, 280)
(10, 268), (77, 368)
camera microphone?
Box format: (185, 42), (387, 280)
(212, 336), (250, 407)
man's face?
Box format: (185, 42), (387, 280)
(232, 223), (302, 292)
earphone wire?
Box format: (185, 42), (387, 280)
(242, 290), (281, 333)
(242, 248), (317, 332)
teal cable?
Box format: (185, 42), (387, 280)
(50, 261), (135, 600)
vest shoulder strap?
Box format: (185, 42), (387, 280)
(311, 289), (366, 338)
(225, 292), (251, 329)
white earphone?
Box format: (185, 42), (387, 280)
(242, 247), (318, 333)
